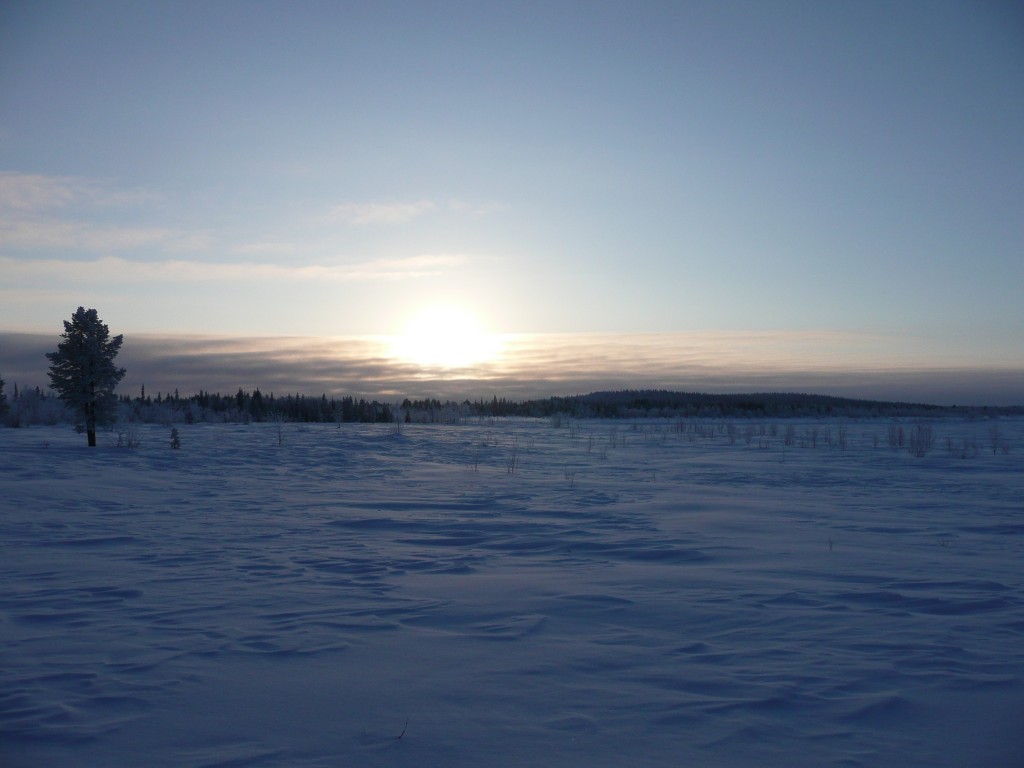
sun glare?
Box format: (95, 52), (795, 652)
(390, 306), (501, 369)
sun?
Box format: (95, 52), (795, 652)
(390, 306), (501, 369)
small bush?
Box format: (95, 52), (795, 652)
(988, 423), (1008, 455)
(783, 424), (796, 446)
(506, 437), (519, 474)
(908, 422), (934, 458)
(115, 426), (142, 449)
(887, 423), (904, 449)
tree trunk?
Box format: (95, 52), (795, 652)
(88, 429), (97, 447)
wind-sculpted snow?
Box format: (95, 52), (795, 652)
(1, 418), (1022, 767)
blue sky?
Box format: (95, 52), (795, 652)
(1, 1), (1022, 404)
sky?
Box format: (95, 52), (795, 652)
(1, 1), (1022, 405)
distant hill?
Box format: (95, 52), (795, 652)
(467, 390), (1022, 419)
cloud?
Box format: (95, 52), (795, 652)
(0, 218), (208, 252)
(448, 199), (507, 216)
(231, 240), (300, 256)
(323, 199), (504, 225)
(0, 171), (181, 253)
(327, 200), (437, 225)
(0, 172), (79, 211)
(3, 331), (1020, 407)
(0, 171), (156, 212)
(0, 174), (501, 265)
(339, 253), (467, 280)
(0, 253), (468, 285)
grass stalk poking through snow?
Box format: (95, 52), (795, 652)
(506, 437), (519, 474)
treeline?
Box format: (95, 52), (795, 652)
(124, 387), (394, 424)
(1, 384), (66, 427)
(406, 390), (1023, 420)
(534, 390), (1022, 418)
(4, 383), (1021, 430)
(1, 384), (394, 427)
(400, 395), (520, 422)
(528, 390), (945, 418)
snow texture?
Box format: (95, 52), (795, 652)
(1, 418), (1022, 767)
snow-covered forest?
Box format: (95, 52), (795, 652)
(0, 385), (396, 428)
(3, 381), (1020, 432)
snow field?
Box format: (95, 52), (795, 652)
(1, 417), (1022, 767)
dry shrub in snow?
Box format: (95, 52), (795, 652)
(115, 425), (142, 449)
(908, 422), (934, 458)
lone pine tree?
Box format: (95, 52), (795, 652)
(47, 307), (127, 447)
